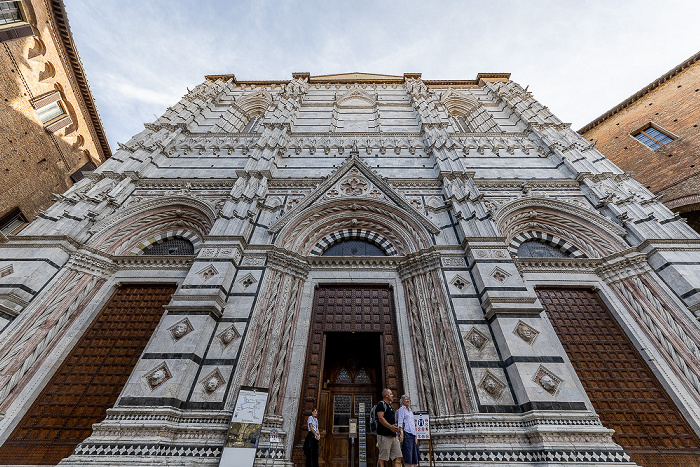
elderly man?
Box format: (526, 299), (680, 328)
(376, 388), (403, 467)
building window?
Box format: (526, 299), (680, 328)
(242, 115), (262, 133)
(142, 237), (195, 256)
(36, 100), (66, 124)
(0, 207), (27, 235)
(70, 161), (97, 183)
(517, 240), (568, 258)
(30, 91), (73, 132)
(0, 1), (22, 25)
(0, 1), (32, 43)
(322, 239), (386, 256)
(632, 124), (674, 150)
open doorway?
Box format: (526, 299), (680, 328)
(320, 332), (381, 466)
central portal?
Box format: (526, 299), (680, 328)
(293, 285), (404, 466)
(322, 332), (381, 466)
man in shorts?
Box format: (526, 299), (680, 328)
(376, 388), (403, 466)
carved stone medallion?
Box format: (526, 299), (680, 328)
(479, 371), (506, 399)
(169, 318), (193, 341)
(145, 363), (172, 390)
(514, 320), (539, 345)
(533, 365), (561, 394)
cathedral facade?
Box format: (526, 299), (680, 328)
(0, 72), (699, 466)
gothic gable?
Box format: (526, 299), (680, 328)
(268, 152), (440, 236)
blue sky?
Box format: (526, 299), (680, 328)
(63, 0), (700, 149)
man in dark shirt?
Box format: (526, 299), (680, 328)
(376, 388), (403, 466)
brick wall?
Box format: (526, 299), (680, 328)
(581, 58), (700, 231)
(0, 0), (108, 225)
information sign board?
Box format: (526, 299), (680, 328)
(414, 411), (430, 440)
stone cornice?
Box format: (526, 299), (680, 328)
(595, 250), (651, 283)
(134, 179), (236, 189)
(475, 179), (580, 190)
(307, 255), (400, 271)
(398, 250), (442, 280)
(48, 0), (111, 160)
(516, 257), (603, 275)
(112, 255), (194, 270)
(205, 72), (511, 88)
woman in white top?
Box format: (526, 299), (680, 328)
(303, 408), (320, 467)
(396, 395), (418, 467)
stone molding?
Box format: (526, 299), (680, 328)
(267, 249), (310, 280)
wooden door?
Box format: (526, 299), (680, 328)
(537, 287), (700, 466)
(0, 284), (176, 465)
(293, 285), (402, 466)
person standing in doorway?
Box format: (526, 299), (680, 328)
(376, 388), (403, 467)
(396, 395), (418, 467)
(303, 407), (320, 467)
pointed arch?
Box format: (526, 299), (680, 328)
(275, 197), (433, 256)
(88, 196), (215, 255)
(311, 229), (397, 256)
(509, 231), (586, 258)
(237, 88), (273, 117)
(494, 197), (628, 259)
(128, 230), (201, 255)
(440, 88), (499, 133)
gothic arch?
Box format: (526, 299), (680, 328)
(509, 231), (586, 258)
(440, 88), (480, 116)
(88, 196), (215, 255)
(310, 229), (396, 256)
(494, 197), (628, 259)
(440, 88), (499, 133)
(275, 197), (433, 256)
(127, 229), (201, 255)
(237, 89), (273, 117)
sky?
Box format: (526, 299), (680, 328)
(63, 0), (700, 150)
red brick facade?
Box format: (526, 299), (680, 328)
(0, 0), (110, 234)
(580, 52), (700, 233)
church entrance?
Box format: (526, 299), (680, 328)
(321, 332), (380, 466)
(293, 285), (403, 466)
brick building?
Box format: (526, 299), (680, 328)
(580, 51), (700, 233)
(0, 0), (110, 237)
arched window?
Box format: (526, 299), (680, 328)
(142, 237), (194, 256)
(242, 114), (263, 133)
(517, 240), (568, 258)
(452, 116), (473, 132)
(322, 239), (386, 257)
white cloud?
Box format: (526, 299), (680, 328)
(63, 0), (700, 148)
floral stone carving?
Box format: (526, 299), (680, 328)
(339, 176), (368, 196)
(197, 264), (219, 281)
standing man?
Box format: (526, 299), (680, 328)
(376, 388), (403, 467)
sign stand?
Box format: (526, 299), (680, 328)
(413, 411), (433, 467)
(220, 386), (269, 467)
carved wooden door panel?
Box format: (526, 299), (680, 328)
(292, 285), (402, 466)
(0, 284), (176, 465)
(537, 287), (700, 466)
